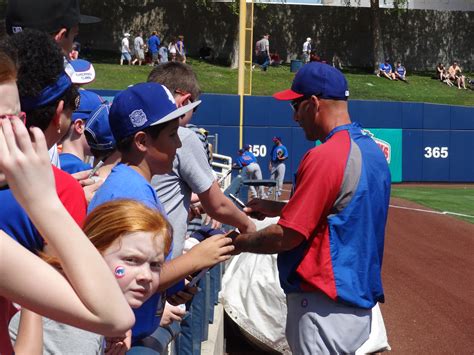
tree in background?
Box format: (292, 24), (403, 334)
(343, 0), (409, 72)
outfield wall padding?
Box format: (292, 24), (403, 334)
(91, 90), (474, 183)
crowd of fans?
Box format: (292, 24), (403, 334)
(119, 31), (187, 66)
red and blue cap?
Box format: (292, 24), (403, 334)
(85, 103), (116, 151)
(109, 82), (201, 142)
(273, 62), (349, 101)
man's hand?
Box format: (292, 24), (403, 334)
(244, 198), (285, 220)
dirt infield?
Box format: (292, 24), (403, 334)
(382, 197), (474, 353)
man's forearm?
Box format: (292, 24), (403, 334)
(199, 182), (255, 233)
(233, 224), (284, 254)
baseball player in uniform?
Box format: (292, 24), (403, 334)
(232, 62), (391, 354)
(268, 136), (288, 199)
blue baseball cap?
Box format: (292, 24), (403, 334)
(72, 89), (105, 122)
(85, 103), (116, 151)
(272, 136), (281, 143)
(109, 82), (201, 142)
(273, 62), (349, 101)
(243, 144), (251, 150)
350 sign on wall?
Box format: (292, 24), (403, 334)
(249, 145), (267, 157)
(424, 146), (449, 159)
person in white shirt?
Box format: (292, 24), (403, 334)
(120, 33), (131, 65)
(132, 31), (145, 66)
(302, 37), (312, 63)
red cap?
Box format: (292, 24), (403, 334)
(273, 89), (303, 101)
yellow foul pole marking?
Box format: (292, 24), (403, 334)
(238, 0), (254, 148)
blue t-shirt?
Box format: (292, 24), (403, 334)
(379, 63), (392, 73)
(235, 151), (257, 168)
(271, 144), (288, 163)
(0, 186), (44, 252)
(88, 163), (165, 214)
(59, 153), (92, 174)
(396, 66), (406, 76)
(87, 163), (170, 341)
(147, 35), (160, 54)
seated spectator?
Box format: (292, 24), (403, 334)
(199, 43), (213, 61)
(270, 52), (282, 66)
(436, 63), (447, 81)
(377, 59), (396, 80)
(448, 61), (467, 90)
(309, 51), (321, 62)
(394, 61), (408, 83)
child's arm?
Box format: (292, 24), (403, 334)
(13, 309), (43, 355)
(157, 234), (234, 291)
(0, 118), (134, 336)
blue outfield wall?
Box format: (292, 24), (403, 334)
(91, 90), (474, 183)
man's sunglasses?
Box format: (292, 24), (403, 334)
(290, 96), (311, 112)
(0, 112), (27, 124)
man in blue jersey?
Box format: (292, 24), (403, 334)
(268, 136), (288, 199)
(233, 145), (265, 199)
(377, 58), (395, 80)
(232, 62), (391, 354)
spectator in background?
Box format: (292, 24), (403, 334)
(148, 31), (161, 65)
(270, 52), (282, 66)
(436, 63), (446, 81)
(199, 42), (213, 61)
(132, 31), (145, 66)
(120, 33), (131, 65)
(69, 41), (80, 60)
(59, 90), (104, 174)
(302, 37), (312, 63)
(168, 38), (177, 62)
(448, 61), (467, 90)
(377, 59), (395, 80)
(158, 42), (169, 63)
(176, 35), (186, 63)
(256, 34), (271, 71)
(394, 61), (408, 83)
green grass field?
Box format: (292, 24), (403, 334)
(84, 55), (474, 220)
(390, 185), (474, 223)
(85, 57), (474, 106)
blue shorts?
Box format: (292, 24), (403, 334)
(121, 52), (131, 61)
